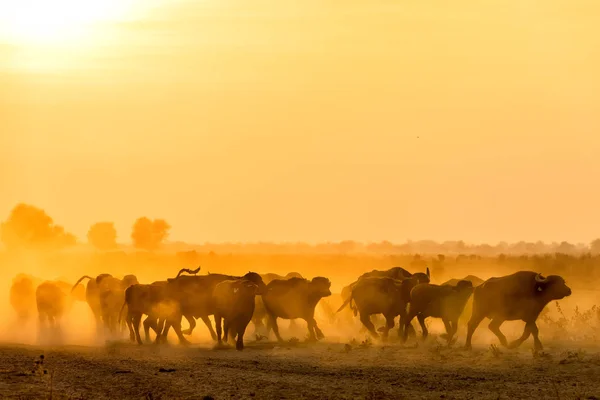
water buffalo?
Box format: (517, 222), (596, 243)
(96, 274), (139, 335)
(441, 275), (485, 288)
(10, 273), (42, 323)
(464, 271), (572, 351)
(339, 267), (430, 321)
(340, 267), (418, 303)
(120, 268), (200, 345)
(262, 277), (331, 342)
(158, 272), (266, 345)
(214, 279), (262, 350)
(253, 272), (304, 334)
(72, 273), (138, 335)
(337, 276), (415, 339)
(36, 280), (86, 331)
(403, 280), (474, 343)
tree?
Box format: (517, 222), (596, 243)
(590, 239), (600, 255)
(131, 217), (171, 251)
(87, 222), (117, 251)
(0, 203), (76, 250)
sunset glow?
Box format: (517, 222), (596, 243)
(0, 0), (138, 46)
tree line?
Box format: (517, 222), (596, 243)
(2, 203), (600, 256)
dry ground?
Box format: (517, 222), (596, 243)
(1, 338), (600, 400)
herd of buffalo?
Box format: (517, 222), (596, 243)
(8, 266), (572, 351)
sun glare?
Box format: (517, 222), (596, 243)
(0, 0), (137, 46)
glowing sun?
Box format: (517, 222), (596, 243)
(0, 0), (138, 46)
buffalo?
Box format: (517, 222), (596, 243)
(36, 280), (86, 332)
(262, 277), (332, 342)
(214, 279), (261, 350)
(464, 271), (572, 351)
(337, 277), (415, 339)
(120, 268), (200, 344)
(441, 275), (485, 288)
(10, 273), (42, 323)
(158, 272), (266, 345)
(253, 272), (304, 335)
(403, 280), (474, 343)
(338, 270), (430, 338)
(96, 274), (139, 335)
(339, 267), (430, 324)
(72, 273), (138, 335)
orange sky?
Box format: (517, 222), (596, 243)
(1, 0), (599, 244)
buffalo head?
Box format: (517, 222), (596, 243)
(534, 274), (571, 300)
(121, 274), (139, 289)
(233, 280), (261, 297)
(411, 268), (430, 285)
(310, 277), (332, 297)
(242, 272), (267, 293)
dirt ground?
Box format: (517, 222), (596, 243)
(1, 338), (600, 400)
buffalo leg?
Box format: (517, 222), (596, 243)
(132, 314), (143, 345)
(508, 325), (531, 349)
(529, 322), (543, 351)
(253, 316), (266, 335)
(305, 318), (317, 342)
(464, 312), (485, 350)
(488, 318), (508, 347)
(447, 319), (459, 344)
(268, 315), (284, 342)
(155, 320), (171, 344)
(215, 314), (223, 344)
(236, 323), (247, 351)
(402, 304), (418, 342)
(313, 321), (325, 340)
(198, 315), (218, 341)
(417, 315), (428, 340)
(181, 314), (197, 336)
(359, 313), (379, 338)
(143, 316), (157, 343)
(381, 314), (395, 340)
(171, 317), (191, 345)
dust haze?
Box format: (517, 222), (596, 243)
(1, 204), (600, 399)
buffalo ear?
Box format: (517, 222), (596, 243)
(426, 267), (430, 278)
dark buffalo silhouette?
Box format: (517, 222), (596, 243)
(158, 272), (266, 345)
(339, 267), (430, 325)
(36, 280), (86, 332)
(10, 273), (41, 323)
(441, 275), (485, 288)
(95, 274), (139, 335)
(214, 279), (262, 350)
(465, 271), (571, 351)
(253, 272), (304, 335)
(72, 273), (138, 335)
(120, 268), (200, 345)
(403, 280), (474, 343)
(337, 277), (415, 339)
(338, 270), (430, 338)
(262, 277), (331, 342)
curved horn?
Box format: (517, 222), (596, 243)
(535, 273), (547, 283)
(175, 266), (201, 279)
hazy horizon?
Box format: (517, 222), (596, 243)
(2, 0), (599, 245)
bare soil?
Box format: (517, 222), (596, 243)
(1, 339), (600, 400)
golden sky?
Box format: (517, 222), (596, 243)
(1, 0), (599, 244)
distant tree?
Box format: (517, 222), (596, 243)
(556, 241), (577, 254)
(0, 203), (76, 250)
(590, 239), (600, 255)
(131, 217), (171, 251)
(87, 222), (117, 251)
